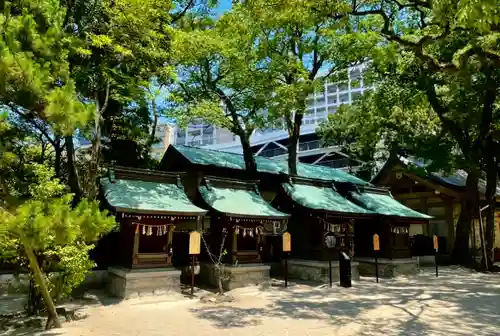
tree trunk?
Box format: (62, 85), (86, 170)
(451, 168), (480, 265)
(287, 113), (303, 176)
(240, 133), (257, 177)
(217, 266), (224, 295)
(89, 98), (102, 199)
(484, 155), (497, 269)
(146, 98), (159, 151)
(22, 240), (61, 329)
(54, 135), (61, 178)
(65, 135), (82, 202)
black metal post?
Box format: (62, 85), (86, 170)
(435, 251), (439, 278)
(191, 255), (195, 296)
(328, 251), (332, 288)
(375, 252), (379, 283)
(284, 253), (288, 288)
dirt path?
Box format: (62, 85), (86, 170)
(7, 267), (500, 336)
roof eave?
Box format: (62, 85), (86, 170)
(114, 206), (207, 216)
(220, 211), (290, 220)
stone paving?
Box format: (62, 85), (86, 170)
(2, 266), (500, 336)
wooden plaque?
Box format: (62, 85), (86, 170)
(433, 235), (439, 251)
(282, 232), (291, 252)
(324, 233), (336, 249)
(373, 233), (380, 251)
(189, 231), (201, 255)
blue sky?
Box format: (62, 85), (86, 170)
(216, 0), (232, 14)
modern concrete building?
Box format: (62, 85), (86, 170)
(153, 65), (372, 169)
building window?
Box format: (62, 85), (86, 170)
(316, 97), (326, 105)
(327, 84), (337, 93)
(351, 91), (362, 101)
(339, 93), (349, 103)
(328, 106), (337, 114)
(327, 94), (337, 105)
(188, 129), (201, 137)
(338, 82), (349, 92)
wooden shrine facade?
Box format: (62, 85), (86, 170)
(197, 177), (289, 265)
(100, 166), (207, 269)
(272, 177), (372, 261)
(345, 185), (431, 259)
(372, 156), (500, 254)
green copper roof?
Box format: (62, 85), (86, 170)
(172, 145), (369, 185)
(173, 145), (283, 174)
(199, 185), (289, 219)
(283, 183), (372, 215)
(101, 178), (207, 215)
(350, 192), (431, 220)
(295, 163), (369, 185)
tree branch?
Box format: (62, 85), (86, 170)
(350, 4), (455, 71)
(99, 81), (111, 115)
(423, 83), (471, 158)
(9, 108), (57, 148)
(171, 0), (195, 24)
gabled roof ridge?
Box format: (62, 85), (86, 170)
(171, 144), (370, 185)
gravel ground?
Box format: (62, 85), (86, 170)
(3, 266), (500, 336)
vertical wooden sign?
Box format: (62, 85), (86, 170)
(282, 232), (291, 252)
(189, 231), (201, 297)
(373, 233), (380, 283)
(373, 233), (380, 251)
(282, 232), (291, 288)
(189, 231), (201, 255)
(433, 235), (439, 278)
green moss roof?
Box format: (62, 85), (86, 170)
(101, 178), (207, 215)
(199, 185), (289, 219)
(173, 145), (369, 185)
(283, 183), (372, 215)
(295, 163), (369, 185)
(350, 192), (431, 220)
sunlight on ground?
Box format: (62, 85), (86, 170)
(4, 266), (500, 336)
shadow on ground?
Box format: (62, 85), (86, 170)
(190, 266), (500, 336)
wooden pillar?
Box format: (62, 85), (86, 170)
(421, 197), (429, 235)
(232, 223), (238, 263)
(166, 224), (174, 265)
(196, 216), (202, 231)
(256, 225), (262, 262)
(132, 223), (140, 266)
(388, 221), (394, 260)
(446, 200), (455, 253)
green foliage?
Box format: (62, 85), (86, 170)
(0, 163), (115, 304)
(318, 77), (460, 174)
(316, 0), (500, 262)
(170, 11), (275, 137)
(0, 0), (94, 134)
(344, 0), (500, 166)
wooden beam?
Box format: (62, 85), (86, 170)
(393, 192), (436, 200)
(403, 172), (461, 198)
(232, 228), (238, 264)
(272, 141), (288, 150)
(166, 224), (174, 265)
(446, 200), (455, 252)
(133, 224), (140, 265)
(255, 142), (270, 155)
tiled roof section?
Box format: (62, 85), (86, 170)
(199, 185), (289, 219)
(400, 156), (500, 196)
(282, 183), (372, 215)
(350, 191), (432, 220)
(173, 145), (370, 185)
(101, 178), (207, 215)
